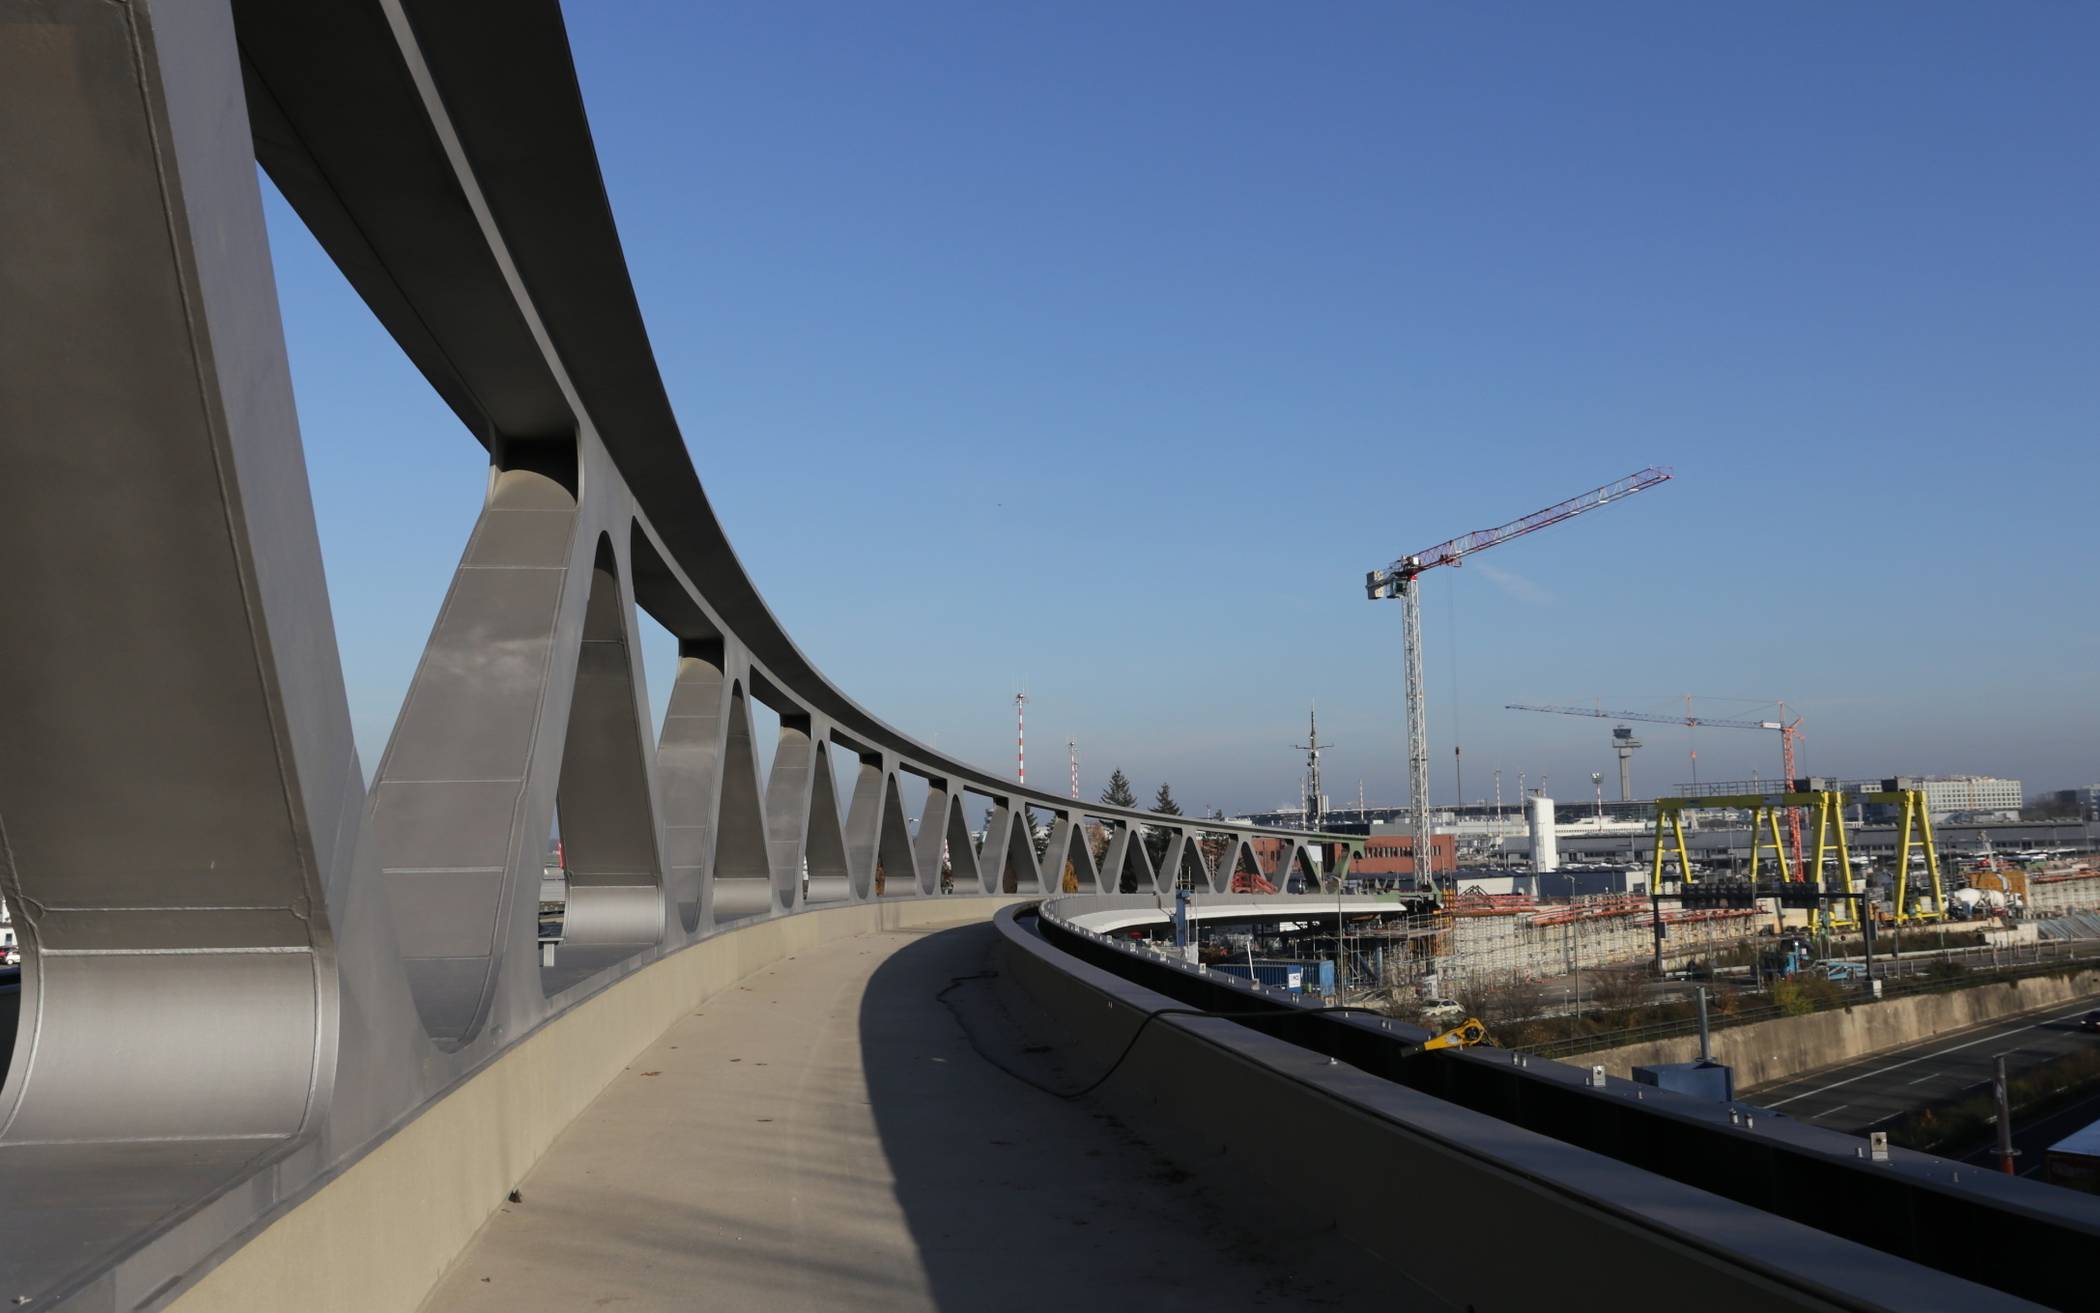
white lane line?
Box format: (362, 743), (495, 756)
(1811, 1103), (1850, 1120)
(1907, 1072), (1940, 1085)
(1763, 1001), (2096, 1109)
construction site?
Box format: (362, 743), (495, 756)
(1024, 464), (2100, 1015)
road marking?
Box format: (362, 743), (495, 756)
(1907, 1072), (1940, 1085)
(1763, 1000), (2098, 1109)
(1811, 1103), (1850, 1120)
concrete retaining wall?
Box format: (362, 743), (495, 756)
(1579, 968), (2100, 1087)
(166, 897), (1026, 1313)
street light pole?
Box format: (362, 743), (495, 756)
(1994, 1054), (2020, 1175)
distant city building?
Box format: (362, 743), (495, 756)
(1914, 775), (2022, 821)
(1356, 826), (1456, 877)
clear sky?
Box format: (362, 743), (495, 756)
(268, 1), (2098, 816)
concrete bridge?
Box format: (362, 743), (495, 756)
(0, 4), (2094, 1311)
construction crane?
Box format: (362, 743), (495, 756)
(1366, 467), (1674, 899)
(1505, 701), (1806, 872)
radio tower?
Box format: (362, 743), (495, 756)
(1014, 690), (1027, 785)
(1291, 705), (1326, 831)
(1067, 738), (1079, 800)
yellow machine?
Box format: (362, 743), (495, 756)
(1856, 788), (1947, 924)
(1649, 787), (1944, 927)
(1651, 789), (1857, 931)
(1423, 1018), (1489, 1050)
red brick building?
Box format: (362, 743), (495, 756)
(1350, 833), (1455, 878)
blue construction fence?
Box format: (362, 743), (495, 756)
(1210, 958), (1336, 997)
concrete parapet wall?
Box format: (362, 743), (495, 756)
(1000, 910), (2033, 1312)
(166, 897), (1027, 1313)
(1578, 968), (2100, 1087)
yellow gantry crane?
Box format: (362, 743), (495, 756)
(1649, 784), (1946, 929)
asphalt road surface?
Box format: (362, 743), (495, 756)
(1743, 997), (2100, 1137)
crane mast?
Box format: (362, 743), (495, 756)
(1368, 468), (1672, 899)
(1400, 580), (1429, 882)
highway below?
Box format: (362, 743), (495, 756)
(1743, 996), (2100, 1142)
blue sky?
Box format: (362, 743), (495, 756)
(269, 2), (2098, 814)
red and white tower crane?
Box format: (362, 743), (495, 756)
(1014, 689), (1027, 786)
(1367, 467), (1674, 896)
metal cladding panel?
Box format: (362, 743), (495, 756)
(370, 779), (521, 875)
(387, 868), (507, 959)
(6, 952), (319, 1143)
(381, 566), (567, 781)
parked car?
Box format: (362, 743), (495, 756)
(1420, 998), (1466, 1024)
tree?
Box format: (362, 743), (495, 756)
(1147, 782), (1183, 869)
(1587, 965), (1649, 1014)
(1099, 769), (1136, 809)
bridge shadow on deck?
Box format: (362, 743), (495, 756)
(857, 921), (1409, 1312)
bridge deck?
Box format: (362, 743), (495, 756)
(424, 919), (1401, 1312)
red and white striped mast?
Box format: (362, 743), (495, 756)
(1014, 689), (1027, 785)
(1068, 738), (1079, 800)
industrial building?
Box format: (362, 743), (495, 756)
(1915, 774), (2023, 821)
(1353, 830), (1456, 878)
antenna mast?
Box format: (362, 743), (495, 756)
(1291, 705), (1326, 831)
(1014, 689), (1027, 785)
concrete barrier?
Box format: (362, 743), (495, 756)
(997, 908), (2035, 1313)
(1580, 969), (2100, 1088)
(166, 897), (1027, 1313)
